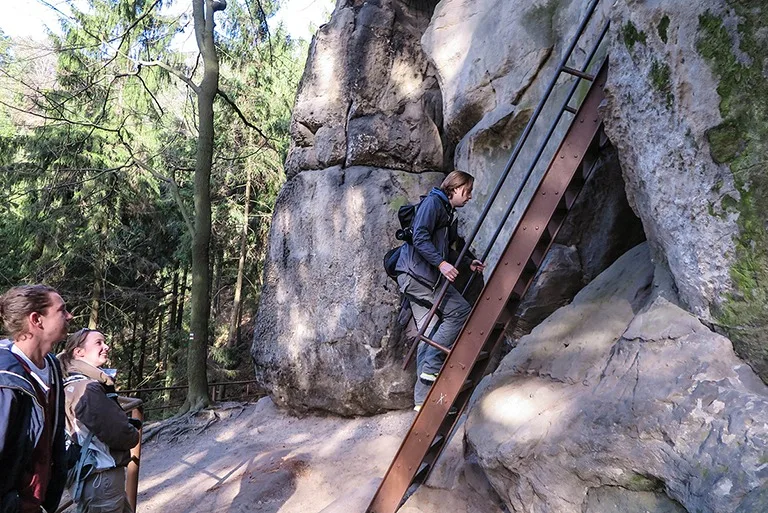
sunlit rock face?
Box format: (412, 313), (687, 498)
(251, 166), (443, 415)
(604, 1), (768, 384)
(284, 0), (445, 178)
(602, 0), (739, 321)
(422, 0), (643, 339)
(255, 0), (447, 415)
(467, 243), (768, 513)
(422, 0), (611, 254)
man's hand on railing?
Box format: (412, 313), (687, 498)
(470, 260), (485, 273)
(439, 261), (459, 282)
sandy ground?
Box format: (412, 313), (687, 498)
(136, 398), (415, 513)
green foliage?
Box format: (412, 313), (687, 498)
(696, 5), (768, 381)
(0, 0), (306, 402)
(621, 20), (647, 51)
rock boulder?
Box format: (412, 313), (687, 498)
(251, 166), (444, 415)
(285, 0), (445, 177)
(467, 243), (768, 513)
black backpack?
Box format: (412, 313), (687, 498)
(383, 200), (422, 281)
(394, 201), (419, 244)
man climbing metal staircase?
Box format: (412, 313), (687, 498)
(367, 0), (611, 511)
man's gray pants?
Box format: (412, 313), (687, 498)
(397, 273), (472, 405)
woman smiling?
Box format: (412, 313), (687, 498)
(59, 329), (140, 513)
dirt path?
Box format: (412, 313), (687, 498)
(136, 398), (413, 513)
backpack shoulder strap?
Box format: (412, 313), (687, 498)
(70, 430), (95, 503)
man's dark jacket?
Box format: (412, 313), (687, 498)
(395, 187), (456, 287)
(0, 340), (67, 513)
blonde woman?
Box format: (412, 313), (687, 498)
(59, 329), (139, 513)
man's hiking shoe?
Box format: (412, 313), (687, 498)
(419, 372), (438, 385)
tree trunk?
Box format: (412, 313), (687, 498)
(116, 328), (125, 378)
(177, 265), (187, 331)
(137, 307), (149, 383)
(169, 267), (179, 331)
(127, 311), (138, 389)
(88, 271), (101, 329)
(227, 167), (251, 348)
(212, 243), (223, 319)
(88, 215), (108, 328)
(155, 305), (164, 364)
(184, 0), (223, 412)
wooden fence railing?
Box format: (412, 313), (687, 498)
(118, 379), (262, 412)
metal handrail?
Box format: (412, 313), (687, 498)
(403, 0), (609, 368)
(467, 21), (611, 284)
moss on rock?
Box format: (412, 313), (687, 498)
(624, 473), (664, 492)
(697, 5), (768, 382)
(706, 120), (746, 164)
(649, 59), (673, 108)
(621, 21), (647, 51)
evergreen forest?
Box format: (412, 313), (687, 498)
(0, 0), (308, 415)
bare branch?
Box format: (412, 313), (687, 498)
(0, 99), (122, 133)
(254, 0), (273, 62)
(2, 164), (130, 204)
(115, 67), (166, 116)
(128, 148), (196, 238)
(244, 0), (273, 62)
(215, 89), (278, 153)
(115, 133), (196, 237)
(215, 148), (265, 162)
(47, 0), (164, 52)
(138, 59), (201, 94)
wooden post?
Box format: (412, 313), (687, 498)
(126, 404), (144, 512)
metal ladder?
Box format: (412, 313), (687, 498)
(367, 1), (610, 511)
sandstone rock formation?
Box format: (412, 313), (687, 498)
(423, 0), (611, 259)
(602, 0), (738, 319)
(467, 243), (768, 513)
(253, 0), (449, 415)
(285, 0), (444, 177)
(256, 0), (767, 425)
(252, 166), (442, 414)
(602, 0), (768, 383)
(421, 0), (644, 344)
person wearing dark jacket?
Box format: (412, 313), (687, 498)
(59, 328), (140, 513)
(0, 284), (72, 513)
(395, 170), (485, 409)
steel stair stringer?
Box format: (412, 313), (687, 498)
(366, 59), (609, 513)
